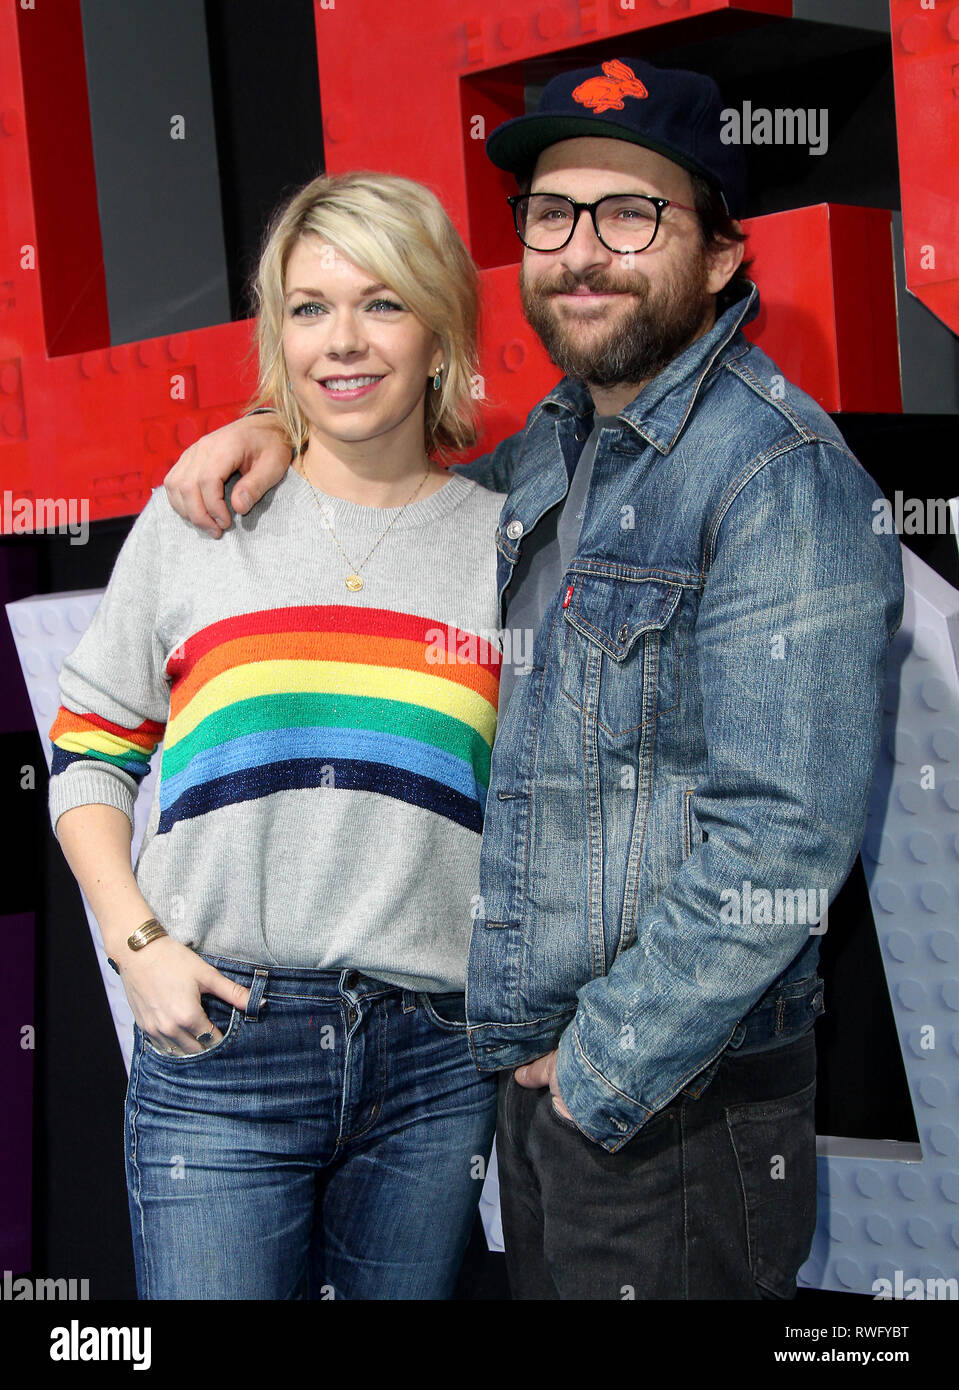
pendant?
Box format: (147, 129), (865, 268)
(345, 574), (363, 592)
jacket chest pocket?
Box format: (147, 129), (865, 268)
(561, 574), (682, 739)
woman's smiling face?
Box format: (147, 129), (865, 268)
(282, 235), (442, 454)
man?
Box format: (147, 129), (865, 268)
(164, 58), (903, 1298)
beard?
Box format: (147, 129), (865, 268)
(519, 249), (713, 391)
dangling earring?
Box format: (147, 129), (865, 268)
(432, 363), (443, 392)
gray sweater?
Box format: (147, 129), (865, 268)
(49, 468), (506, 991)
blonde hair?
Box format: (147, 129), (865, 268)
(247, 171), (480, 459)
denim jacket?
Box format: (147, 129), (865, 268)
(456, 285), (904, 1152)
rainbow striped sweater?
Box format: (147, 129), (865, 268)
(48, 469), (505, 991)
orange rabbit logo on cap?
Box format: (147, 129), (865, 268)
(572, 60), (649, 115)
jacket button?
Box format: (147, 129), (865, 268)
(506, 520), (524, 540)
(618, 623), (629, 642)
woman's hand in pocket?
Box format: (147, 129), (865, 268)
(115, 937), (251, 1055)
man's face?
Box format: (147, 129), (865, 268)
(518, 138), (732, 391)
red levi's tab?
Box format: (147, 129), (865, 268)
(562, 584), (574, 609)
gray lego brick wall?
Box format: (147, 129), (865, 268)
(79, 0), (231, 345)
(891, 213), (959, 415)
(794, 0), (890, 32)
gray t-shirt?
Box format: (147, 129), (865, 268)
(499, 416), (617, 714)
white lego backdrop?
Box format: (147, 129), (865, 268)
(797, 546), (959, 1294)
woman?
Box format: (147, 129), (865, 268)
(48, 172), (504, 1300)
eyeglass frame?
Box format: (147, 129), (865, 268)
(507, 191), (699, 255)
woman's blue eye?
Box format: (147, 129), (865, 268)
(290, 299), (404, 316)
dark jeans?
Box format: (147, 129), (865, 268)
(496, 1028), (818, 1299)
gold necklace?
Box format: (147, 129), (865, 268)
(297, 456), (431, 591)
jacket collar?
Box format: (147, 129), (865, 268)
(534, 282), (761, 455)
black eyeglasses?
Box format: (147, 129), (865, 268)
(507, 192), (698, 254)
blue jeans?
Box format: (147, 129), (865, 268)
(124, 955), (497, 1299)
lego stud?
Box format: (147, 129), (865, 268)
(145, 424), (166, 454)
(884, 930), (914, 962)
(905, 1214), (939, 1244)
(918, 1077), (947, 1108)
(833, 1259), (863, 1290)
(324, 113), (350, 143)
(498, 17), (524, 48)
(898, 17), (929, 53)
(864, 1214), (893, 1244)
(579, 0), (599, 34)
(175, 419), (200, 447)
(919, 880), (949, 912)
(502, 340), (526, 371)
(536, 8), (563, 39)
(854, 1167), (882, 1198)
(897, 1170), (925, 1200)
(873, 880), (905, 913)
(465, 18), (484, 64)
(929, 928), (959, 961)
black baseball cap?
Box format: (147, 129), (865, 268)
(485, 57), (746, 218)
